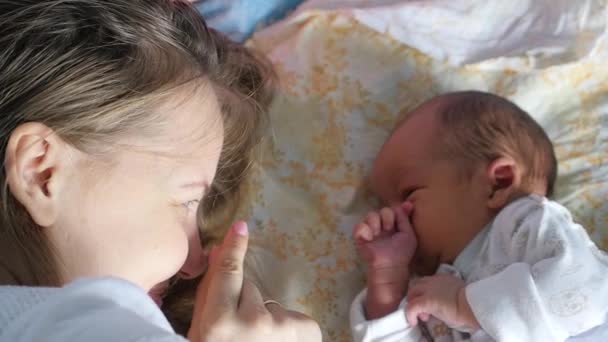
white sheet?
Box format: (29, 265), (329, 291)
(277, 0), (608, 67)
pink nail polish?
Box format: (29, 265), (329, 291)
(233, 221), (248, 236)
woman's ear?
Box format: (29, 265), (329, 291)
(486, 157), (522, 210)
(5, 123), (70, 227)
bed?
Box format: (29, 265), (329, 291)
(203, 1), (608, 340)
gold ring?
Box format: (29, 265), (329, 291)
(263, 299), (282, 307)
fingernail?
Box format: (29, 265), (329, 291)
(233, 221), (249, 236)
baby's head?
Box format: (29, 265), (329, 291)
(371, 91), (557, 273)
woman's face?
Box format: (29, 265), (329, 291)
(51, 86), (224, 300)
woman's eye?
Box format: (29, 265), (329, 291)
(183, 199), (200, 210)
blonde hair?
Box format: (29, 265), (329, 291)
(0, 0), (274, 286)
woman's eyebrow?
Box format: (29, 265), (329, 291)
(181, 181), (210, 194)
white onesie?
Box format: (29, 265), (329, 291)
(350, 195), (608, 342)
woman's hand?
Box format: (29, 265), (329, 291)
(188, 221), (322, 342)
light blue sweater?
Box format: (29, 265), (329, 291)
(0, 278), (186, 342)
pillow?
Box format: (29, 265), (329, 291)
(195, 0), (304, 42)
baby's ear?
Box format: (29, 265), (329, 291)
(486, 157), (522, 209)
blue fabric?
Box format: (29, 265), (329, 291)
(195, 0), (304, 42)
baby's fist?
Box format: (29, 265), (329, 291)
(353, 203), (417, 268)
(406, 274), (480, 331)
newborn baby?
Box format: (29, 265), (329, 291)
(350, 91), (608, 341)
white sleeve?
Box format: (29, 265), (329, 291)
(1, 278), (187, 342)
(465, 198), (608, 342)
(350, 288), (425, 342)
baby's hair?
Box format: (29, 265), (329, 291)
(0, 0), (274, 286)
(432, 91), (557, 197)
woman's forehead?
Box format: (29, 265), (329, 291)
(140, 84), (224, 155)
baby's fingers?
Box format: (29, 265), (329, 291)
(406, 295), (434, 327)
(379, 207), (395, 232)
(353, 223), (374, 242)
(364, 211), (382, 236)
(394, 204), (415, 236)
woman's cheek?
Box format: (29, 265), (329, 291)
(162, 226), (191, 279)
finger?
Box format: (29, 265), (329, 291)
(239, 278), (265, 312)
(380, 207), (395, 232)
(264, 300), (284, 312)
(406, 298), (428, 326)
(279, 310), (323, 340)
(239, 279), (275, 324)
(266, 299), (289, 323)
(287, 310), (323, 337)
(273, 308), (317, 328)
(394, 205), (414, 234)
(420, 313), (430, 322)
(353, 223), (373, 242)
(365, 211), (381, 236)
(208, 245), (219, 265)
(283, 309), (313, 321)
(204, 221), (249, 317)
(192, 250), (221, 312)
(402, 201), (414, 215)
(189, 265), (214, 340)
(406, 302), (420, 326)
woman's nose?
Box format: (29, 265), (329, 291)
(178, 232), (208, 279)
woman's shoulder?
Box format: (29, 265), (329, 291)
(0, 277), (185, 342)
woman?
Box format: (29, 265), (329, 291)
(0, 1), (321, 341)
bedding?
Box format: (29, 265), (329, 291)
(237, 1), (608, 340)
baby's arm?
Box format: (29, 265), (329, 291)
(350, 289), (426, 342)
(352, 203), (456, 341)
(463, 198), (608, 341)
(353, 203), (417, 319)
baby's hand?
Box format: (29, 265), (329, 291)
(354, 203), (417, 268)
(353, 203), (417, 319)
(406, 274), (480, 331)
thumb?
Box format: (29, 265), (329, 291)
(406, 296), (432, 327)
(394, 203), (414, 234)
